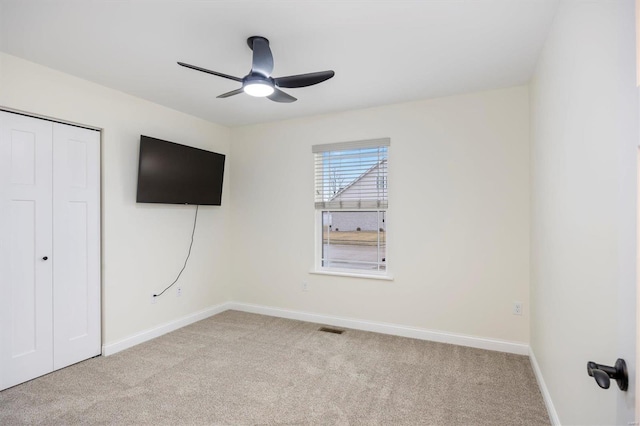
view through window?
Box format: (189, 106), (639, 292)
(322, 211), (386, 271)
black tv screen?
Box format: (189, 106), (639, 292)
(136, 135), (225, 205)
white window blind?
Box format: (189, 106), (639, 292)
(313, 138), (389, 210)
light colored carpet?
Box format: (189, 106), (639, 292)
(0, 310), (549, 425)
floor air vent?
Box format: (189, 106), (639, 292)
(319, 327), (345, 334)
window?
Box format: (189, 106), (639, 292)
(312, 138), (389, 275)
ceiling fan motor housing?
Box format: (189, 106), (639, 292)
(243, 73), (275, 87)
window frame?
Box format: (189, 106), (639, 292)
(311, 138), (391, 280)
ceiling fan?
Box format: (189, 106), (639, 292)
(178, 36), (335, 103)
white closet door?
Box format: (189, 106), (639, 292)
(0, 111), (54, 390)
(52, 123), (101, 369)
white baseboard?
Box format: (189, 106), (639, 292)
(227, 302), (529, 355)
(102, 301), (530, 356)
(529, 347), (560, 425)
(101, 302), (231, 356)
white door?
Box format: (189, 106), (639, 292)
(0, 111), (54, 390)
(52, 123), (101, 370)
(0, 111), (101, 390)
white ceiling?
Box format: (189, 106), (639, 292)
(0, 0), (559, 127)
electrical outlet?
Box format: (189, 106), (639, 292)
(177, 287), (182, 297)
(513, 302), (523, 316)
(151, 294), (157, 304)
(302, 281), (308, 292)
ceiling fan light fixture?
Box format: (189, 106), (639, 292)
(243, 81), (274, 97)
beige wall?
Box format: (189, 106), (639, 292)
(230, 86), (531, 344)
(530, 0), (637, 424)
(0, 53), (233, 346)
(0, 51), (532, 349)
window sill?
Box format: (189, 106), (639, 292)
(309, 269), (394, 281)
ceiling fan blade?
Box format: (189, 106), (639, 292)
(216, 88), (244, 98)
(274, 70), (335, 88)
(248, 36), (274, 77)
(268, 88), (297, 103)
(177, 62), (242, 82)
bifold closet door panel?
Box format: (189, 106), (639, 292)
(52, 123), (101, 370)
(0, 111), (54, 390)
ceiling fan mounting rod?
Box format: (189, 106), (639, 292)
(247, 35), (269, 50)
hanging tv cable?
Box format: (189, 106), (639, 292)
(152, 205), (199, 298)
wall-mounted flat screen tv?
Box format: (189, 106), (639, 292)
(136, 135), (225, 205)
